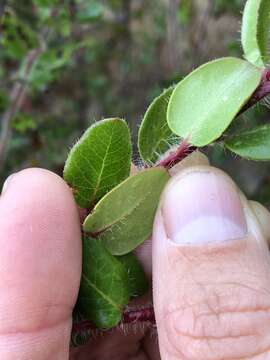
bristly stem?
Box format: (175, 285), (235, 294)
(239, 68), (270, 114)
(72, 305), (155, 338)
(122, 304), (155, 324)
(153, 68), (270, 171)
(155, 139), (196, 169)
(72, 68), (270, 346)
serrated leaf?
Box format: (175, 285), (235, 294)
(77, 237), (130, 329)
(167, 57), (262, 147)
(241, 0), (270, 67)
(138, 86), (178, 164)
(225, 124), (270, 160)
(64, 118), (131, 208)
(83, 168), (170, 255)
(118, 253), (149, 297)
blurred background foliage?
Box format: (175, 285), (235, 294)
(1, 0), (270, 206)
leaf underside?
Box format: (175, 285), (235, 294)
(83, 168), (170, 255)
(78, 237), (130, 329)
(138, 86), (179, 164)
(225, 124), (270, 160)
(167, 57), (262, 147)
(63, 118), (131, 208)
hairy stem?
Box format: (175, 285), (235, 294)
(239, 68), (270, 114)
(153, 68), (270, 171)
(72, 305), (155, 337)
(155, 139), (195, 169)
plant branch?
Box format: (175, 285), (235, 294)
(155, 139), (195, 169)
(153, 68), (270, 171)
(0, 7), (59, 170)
(239, 68), (270, 114)
(72, 305), (155, 338)
(0, 48), (43, 170)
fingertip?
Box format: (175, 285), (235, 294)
(152, 166), (270, 360)
(0, 167), (82, 333)
(248, 200), (270, 243)
(2, 167), (73, 200)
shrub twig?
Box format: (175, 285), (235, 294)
(0, 7), (59, 170)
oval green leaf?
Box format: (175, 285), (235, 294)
(167, 57), (262, 147)
(241, 0), (270, 67)
(63, 118), (131, 208)
(77, 237), (130, 329)
(117, 253), (149, 297)
(225, 124), (270, 160)
(83, 168), (170, 255)
(138, 86), (178, 164)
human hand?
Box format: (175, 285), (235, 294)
(1, 164), (270, 359)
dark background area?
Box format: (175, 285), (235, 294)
(1, 0), (270, 206)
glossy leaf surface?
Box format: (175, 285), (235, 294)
(83, 168), (170, 255)
(167, 57), (262, 146)
(225, 124), (270, 160)
(63, 118), (131, 208)
(138, 86), (178, 164)
(78, 237), (130, 329)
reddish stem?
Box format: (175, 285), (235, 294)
(153, 68), (270, 171)
(72, 305), (155, 336)
(155, 139), (196, 169)
(72, 68), (270, 345)
(239, 68), (270, 114)
(122, 305), (155, 324)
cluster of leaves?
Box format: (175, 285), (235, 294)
(65, 0), (270, 340)
(64, 118), (168, 332)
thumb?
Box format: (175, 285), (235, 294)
(153, 166), (270, 360)
(0, 169), (81, 359)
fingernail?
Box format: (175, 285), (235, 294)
(162, 169), (247, 245)
(1, 173), (16, 194)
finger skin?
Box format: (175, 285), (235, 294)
(135, 151), (210, 279)
(153, 166), (270, 360)
(249, 200), (270, 243)
(0, 168), (81, 359)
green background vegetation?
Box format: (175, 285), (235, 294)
(1, 0), (270, 205)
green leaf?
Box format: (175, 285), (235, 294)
(12, 113), (37, 133)
(225, 124), (270, 160)
(78, 237), (130, 329)
(64, 118), (131, 208)
(117, 254), (149, 297)
(83, 168), (170, 255)
(32, 0), (58, 6)
(25, 43), (80, 90)
(76, 1), (104, 22)
(138, 86), (179, 164)
(1, 10), (38, 60)
(167, 57), (262, 147)
(257, 0), (270, 65)
(241, 0), (270, 67)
